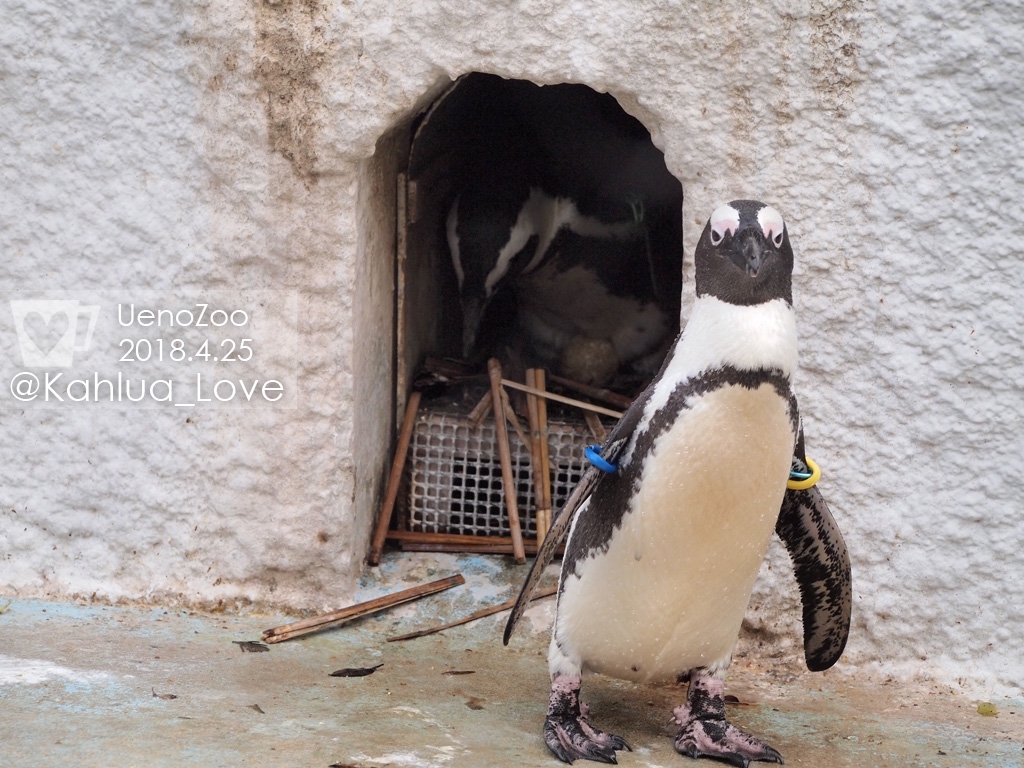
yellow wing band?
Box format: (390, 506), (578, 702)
(787, 456), (821, 491)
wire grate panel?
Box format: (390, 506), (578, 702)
(406, 407), (595, 537)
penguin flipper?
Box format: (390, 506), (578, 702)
(502, 464), (602, 646)
(775, 455), (853, 672)
(502, 424), (633, 646)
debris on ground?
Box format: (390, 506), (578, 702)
(262, 574), (465, 644)
(233, 640), (270, 652)
(388, 584), (557, 642)
(329, 664), (384, 678)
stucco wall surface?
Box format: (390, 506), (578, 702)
(2, 0), (1022, 696)
(0, 0), (379, 611)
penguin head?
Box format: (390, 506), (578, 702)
(695, 200), (794, 306)
(449, 199), (522, 359)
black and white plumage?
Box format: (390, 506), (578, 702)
(447, 182), (673, 384)
(448, 184), (642, 355)
(504, 200), (852, 766)
(443, 79), (682, 384)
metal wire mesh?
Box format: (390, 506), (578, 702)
(406, 407), (594, 537)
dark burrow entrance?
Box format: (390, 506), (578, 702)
(392, 73), (684, 543)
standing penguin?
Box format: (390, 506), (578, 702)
(504, 200), (852, 766)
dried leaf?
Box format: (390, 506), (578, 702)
(329, 663), (384, 677)
(249, 703), (265, 714)
(443, 670), (476, 676)
(152, 688), (178, 700)
(466, 696), (486, 710)
(0, 601), (11, 614)
(233, 640), (270, 653)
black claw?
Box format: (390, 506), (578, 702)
(544, 714), (627, 764)
(543, 729), (576, 765)
(673, 671), (784, 766)
(675, 724), (784, 767)
(610, 735), (632, 753)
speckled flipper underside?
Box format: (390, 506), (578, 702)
(502, 394), (647, 646)
(499, 421), (634, 651)
(502, 463), (601, 646)
(775, 454), (853, 671)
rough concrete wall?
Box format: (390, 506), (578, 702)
(1, 0), (372, 611)
(2, 0), (1022, 697)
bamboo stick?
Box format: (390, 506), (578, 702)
(546, 372), (635, 410)
(467, 390), (493, 426)
(499, 385), (530, 448)
(385, 530), (531, 546)
(368, 390), (422, 565)
(262, 574), (465, 644)
(387, 530), (559, 555)
(535, 369), (552, 543)
(584, 411), (608, 443)
(387, 585), (559, 642)
(500, 379), (624, 418)
(488, 359), (526, 563)
(397, 541), (546, 555)
(525, 369), (545, 545)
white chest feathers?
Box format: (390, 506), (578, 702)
(555, 380), (796, 683)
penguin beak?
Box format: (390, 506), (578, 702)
(728, 232), (769, 277)
(461, 295), (484, 359)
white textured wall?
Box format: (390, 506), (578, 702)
(2, 0), (1022, 695)
(0, 0), (380, 611)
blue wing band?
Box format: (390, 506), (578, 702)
(585, 445), (618, 473)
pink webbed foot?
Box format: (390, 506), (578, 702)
(672, 671), (783, 767)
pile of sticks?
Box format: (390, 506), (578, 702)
(368, 358), (629, 566)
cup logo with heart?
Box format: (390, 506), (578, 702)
(10, 300), (100, 367)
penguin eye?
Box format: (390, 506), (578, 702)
(757, 206), (786, 249)
(708, 204), (740, 247)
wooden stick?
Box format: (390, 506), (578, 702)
(499, 386), (530, 448)
(386, 530), (532, 546)
(525, 369), (544, 545)
(467, 390), (493, 426)
(535, 369), (552, 543)
(547, 372), (635, 410)
(262, 574), (465, 644)
(387, 530), (560, 556)
(368, 390), (422, 566)
(584, 411), (608, 443)
(397, 541), (547, 555)
(500, 379), (624, 418)
(387, 585), (559, 642)
(488, 359), (526, 563)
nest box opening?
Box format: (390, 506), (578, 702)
(400, 72), (684, 401)
(388, 73), (684, 545)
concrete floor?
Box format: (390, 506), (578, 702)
(1, 553), (1021, 768)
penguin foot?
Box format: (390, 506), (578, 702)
(545, 675), (631, 764)
(672, 717), (783, 767)
(671, 671), (783, 767)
